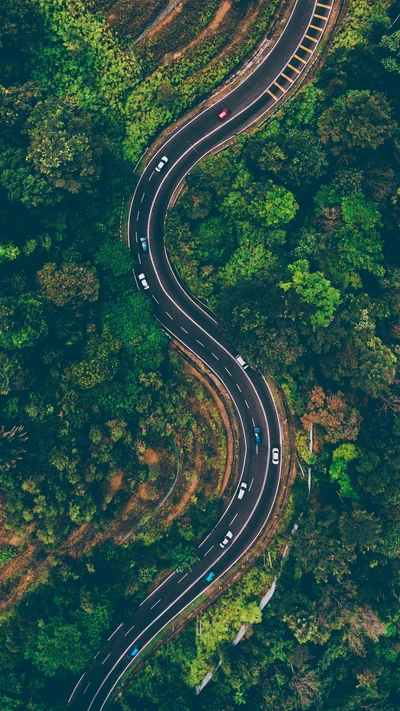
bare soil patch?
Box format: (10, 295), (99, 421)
(172, 0), (232, 58)
(143, 447), (161, 466)
(145, 0), (183, 40)
(166, 472), (198, 523)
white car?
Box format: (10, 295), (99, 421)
(237, 482), (248, 500)
(138, 272), (149, 290)
(220, 530), (233, 548)
(155, 156), (168, 173)
(272, 447), (280, 465)
(235, 354), (249, 370)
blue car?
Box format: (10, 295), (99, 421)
(254, 427), (261, 444)
(202, 570), (216, 584)
(126, 644), (141, 660)
(140, 236), (148, 253)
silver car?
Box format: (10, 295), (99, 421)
(235, 354), (249, 369)
(138, 272), (149, 290)
(155, 156), (168, 173)
(237, 482), (248, 500)
(220, 530), (233, 548)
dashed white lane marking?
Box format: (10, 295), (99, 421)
(150, 598), (162, 610)
(141, 193), (145, 202)
(230, 512), (238, 526)
(135, 231), (138, 242)
(166, 312), (173, 320)
(101, 654), (111, 665)
(124, 624), (135, 637)
(138, 253), (141, 264)
(196, 339), (204, 347)
(83, 683), (91, 695)
(245, 400), (249, 409)
(249, 477), (254, 492)
(107, 623), (123, 641)
(211, 352), (219, 360)
(225, 367), (232, 376)
(236, 383), (242, 392)
(252, 417), (255, 427)
(177, 572), (189, 584)
(136, 211), (140, 221)
(152, 295), (159, 304)
(204, 545), (214, 557)
(94, 652), (99, 660)
(132, 269), (139, 290)
(256, 445), (259, 455)
(149, 171), (155, 180)
(138, 570), (176, 608)
(181, 327), (189, 334)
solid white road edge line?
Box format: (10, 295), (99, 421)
(67, 673), (85, 704)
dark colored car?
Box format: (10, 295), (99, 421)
(140, 236), (148, 253)
(202, 570), (216, 584)
(126, 644), (141, 660)
(254, 427), (261, 444)
(218, 107), (231, 120)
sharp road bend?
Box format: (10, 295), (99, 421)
(69, 0), (334, 708)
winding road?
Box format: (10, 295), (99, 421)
(68, 0), (334, 708)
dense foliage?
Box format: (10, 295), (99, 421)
(3, 0), (400, 710)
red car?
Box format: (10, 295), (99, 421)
(218, 107), (231, 120)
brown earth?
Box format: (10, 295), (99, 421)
(145, 0), (183, 40)
(172, 0), (232, 58)
(166, 472), (198, 523)
(0, 343), (236, 611)
(143, 448), (161, 466)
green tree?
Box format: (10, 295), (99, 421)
(37, 262), (99, 307)
(329, 443), (359, 499)
(0, 295), (47, 349)
(0, 426), (27, 474)
(380, 29), (400, 75)
(318, 90), (395, 153)
(95, 238), (133, 277)
(26, 96), (102, 200)
(280, 259), (341, 329)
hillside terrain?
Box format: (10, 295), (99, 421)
(1, 0), (400, 710)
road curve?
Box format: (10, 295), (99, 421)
(69, 0), (334, 708)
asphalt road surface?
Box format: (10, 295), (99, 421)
(69, 0), (333, 708)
